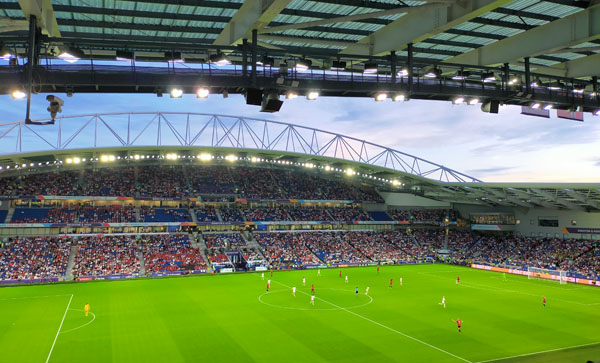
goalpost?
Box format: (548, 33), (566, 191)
(527, 266), (568, 284)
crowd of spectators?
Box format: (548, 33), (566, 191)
(189, 166), (235, 194)
(140, 207), (191, 222)
(327, 207), (372, 222)
(219, 206), (244, 222)
(242, 207), (291, 221)
(11, 208), (76, 223)
(389, 209), (457, 223)
(72, 236), (139, 277)
(84, 168), (136, 196)
(0, 236), (70, 280)
(194, 205), (219, 222)
(255, 232), (322, 267)
(136, 166), (188, 198)
(203, 233), (246, 249)
(301, 232), (370, 264)
(78, 206), (136, 223)
(140, 234), (206, 273)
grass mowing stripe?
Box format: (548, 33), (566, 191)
(272, 280), (472, 363)
(45, 294), (73, 363)
(0, 294), (72, 301)
(474, 341), (600, 363)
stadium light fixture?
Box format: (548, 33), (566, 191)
(468, 98), (479, 105)
(397, 68), (409, 77)
(543, 104), (553, 111)
(363, 61), (378, 74)
(170, 88), (183, 98)
(10, 89), (26, 99)
(285, 91), (298, 99)
(424, 67), (441, 79)
(593, 109), (600, 116)
(572, 85), (585, 94)
(196, 88), (209, 98)
(331, 60), (346, 71)
(225, 154), (237, 162)
(198, 153), (211, 161)
(508, 77), (520, 85)
(374, 93), (387, 102)
(392, 93), (407, 102)
(73, 157), (81, 164)
(530, 102), (541, 109)
(481, 72), (496, 82)
(100, 154), (115, 162)
(134, 154), (140, 160)
(345, 168), (355, 176)
(546, 81), (564, 91)
(66, 158), (73, 164)
(324, 165), (331, 171)
(304, 163), (315, 169)
(166, 153), (177, 160)
(116, 50), (134, 61)
(0, 44), (12, 60)
(453, 97), (464, 105)
(294, 58), (311, 71)
(251, 157), (259, 163)
(58, 46), (84, 63)
(306, 91), (319, 100)
(392, 180), (401, 186)
(531, 78), (542, 88)
(210, 52), (230, 66)
(452, 70), (470, 80)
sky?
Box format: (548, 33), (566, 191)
(2, 92), (599, 183)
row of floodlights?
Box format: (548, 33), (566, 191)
(5, 152), (404, 186)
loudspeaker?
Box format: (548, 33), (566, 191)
(245, 88), (263, 105)
(261, 92), (283, 113)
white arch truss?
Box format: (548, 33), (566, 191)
(0, 112), (482, 183)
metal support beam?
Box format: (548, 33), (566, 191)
(242, 38), (248, 79)
(525, 57), (531, 95)
(341, 0), (512, 56)
(517, 53), (600, 78)
(213, 0), (291, 46)
(259, 3), (451, 35)
(407, 43), (414, 94)
(24, 15), (37, 123)
(390, 51), (396, 83)
(251, 29), (257, 86)
(446, 4), (600, 66)
(17, 0), (60, 37)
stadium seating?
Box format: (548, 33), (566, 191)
(140, 208), (191, 222)
(71, 236), (139, 277)
(0, 236), (71, 280)
(140, 234), (206, 273)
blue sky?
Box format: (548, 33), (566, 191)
(2, 92), (599, 183)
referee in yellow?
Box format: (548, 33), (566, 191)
(84, 302), (90, 317)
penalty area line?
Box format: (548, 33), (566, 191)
(474, 341), (600, 363)
(272, 280), (471, 363)
(45, 294), (73, 363)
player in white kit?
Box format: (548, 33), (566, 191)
(439, 296), (446, 308)
(292, 286), (296, 297)
(310, 295), (315, 305)
(302, 277), (306, 286)
(365, 286), (370, 295)
(261, 272), (264, 280)
(345, 275), (348, 284)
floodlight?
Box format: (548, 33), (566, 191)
(225, 154), (237, 162)
(166, 153), (177, 160)
(58, 46), (84, 63)
(397, 68), (409, 77)
(453, 97), (464, 104)
(374, 93), (387, 102)
(345, 168), (355, 176)
(134, 154), (140, 160)
(257, 55), (275, 67)
(481, 72), (496, 82)
(530, 102), (541, 109)
(11, 89), (26, 99)
(251, 157), (259, 163)
(210, 52), (231, 66)
(363, 61), (378, 74)
(73, 157), (81, 164)
(331, 60), (346, 71)
(285, 91), (298, 99)
(508, 77), (520, 85)
(392, 93), (406, 102)
(116, 50), (134, 61)
(424, 67), (441, 78)
(100, 154), (115, 162)
(170, 88), (183, 98)
(531, 78), (542, 87)
(66, 158), (73, 164)
(196, 88), (209, 98)
(452, 70), (470, 80)
(324, 165), (331, 171)
(295, 58), (311, 71)
(0, 44), (12, 60)
(306, 91), (319, 100)
(468, 98), (479, 105)
(546, 81), (564, 90)
(543, 104), (553, 110)
(593, 109), (600, 116)
(572, 85), (585, 94)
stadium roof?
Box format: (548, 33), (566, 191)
(0, 0), (598, 115)
(0, 112), (598, 212)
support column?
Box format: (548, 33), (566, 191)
(524, 57), (531, 95)
(390, 51), (396, 84)
(251, 29), (257, 87)
(242, 38), (248, 79)
(407, 43), (413, 94)
(25, 15), (38, 123)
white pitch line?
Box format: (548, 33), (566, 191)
(272, 280), (471, 363)
(59, 309), (96, 334)
(0, 294), (72, 302)
(474, 341), (600, 363)
(45, 294), (73, 363)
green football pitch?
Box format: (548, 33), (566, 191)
(2, 264), (599, 363)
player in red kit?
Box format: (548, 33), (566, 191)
(453, 319), (463, 333)
(456, 276), (460, 285)
(311, 284), (315, 294)
(270, 269), (273, 277)
(339, 270), (342, 278)
(266, 282), (270, 293)
(542, 296), (546, 307)
(377, 265), (380, 274)
(389, 279), (393, 289)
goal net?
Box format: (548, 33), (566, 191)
(527, 266), (568, 284)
